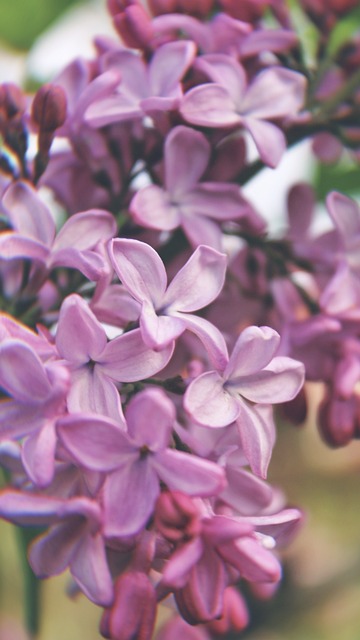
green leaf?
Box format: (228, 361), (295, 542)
(314, 158), (360, 201)
(0, 0), (81, 51)
(326, 6), (360, 59)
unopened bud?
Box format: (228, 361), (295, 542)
(148, 0), (214, 17)
(154, 491), (201, 543)
(113, 4), (153, 51)
(318, 391), (355, 447)
(0, 83), (25, 120)
(205, 587), (249, 635)
(100, 571), (156, 640)
(31, 84), (67, 132)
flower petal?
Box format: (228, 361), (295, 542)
(184, 371), (239, 428)
(153, 449), (226, 497)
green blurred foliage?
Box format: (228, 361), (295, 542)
(0, 0), (82, 50)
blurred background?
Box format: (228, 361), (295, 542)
(1, 1), (360, 638)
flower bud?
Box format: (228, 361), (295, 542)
(148, 0), (214, 17)
(318, 391), (356, 447)
(154, 491), (201, 543)
(113, 4), (153, 51)
(31, 84), (67, 132)
(205, 587), (249, 636)
(0, 83), (25, 120)
(100, 571), (156, 640)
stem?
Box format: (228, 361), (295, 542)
(15, 526), (42, 639)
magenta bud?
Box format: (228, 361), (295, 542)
(318, 392), (356, 447)
(148, 0), (214, 17)
(31, 84), (67, 132)
(0, 83), (25, 119)
(205, 587), (249, 636)
(114, 5), (153, 51)
(100, 571), (156, 640)
(154, 491), (201, 543)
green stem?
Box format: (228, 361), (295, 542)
(15, 526), (42, 639)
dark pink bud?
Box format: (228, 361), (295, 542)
(280, 387), (307, 426)
(107, 0), (136, 16)
(148, 0), (214, 17)
(154, 491), (201, 543)
(114, 5), (153, 51)
(205, 587), (249, 636)
(31, 84), (67, 132)
(0, 83), (25, 120)
(318, 391), (356, 447)
(219, 0), (269, 22)
(100, 571), (156, 640)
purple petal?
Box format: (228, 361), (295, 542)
(70, 532), (114, 606)
(0, 340), (52, 403)
(242, 117), (286, 167)
(239, 29), (298, 58)
(165, 126), (210, 196)
(110, 239), (167, 308)
(233, 357), (305, 404)
(153, 449), (226, 497)
(162, 537), (204, 588)
(57, 414), (134, 472)
(85, 94), (143, 127)
(56, 294), (107, 365)
(140, 299), (185, 349)
(126, 387), (175, 449)
(174, 313), (228, 371)
(100, 328), (174, 382)
(30, 521), (80, 577)
(3, 181), (55, 245)
(221, 536), (281, 582)
(182, 214), (223, 250)
(180, 84), (241, 128)
(0, 401), (42, 440)
(0, 233), (50, 262)
(195, 54), (247, 106)
(66, 367), (124, 420)
(184, 371), (239, 428)
(224, 326), (280, 380)
(103, 462), (160, 537)
(326, 191), (360, 242)
(149, 40), (196, 97)
(164, 245), (227, 312)
(183, 183), (252, 221)
(240, 67), (306, 119)
(130, 185), (180, 231)
(0, 491), (67, 526)
(53, 209), (116, 251)
(247, 508), (303, 546)
(221, 467), (273, 515)
(49, 247), (108, 281)
(236, 402), (275, 478)
(21, 421), (57, 487)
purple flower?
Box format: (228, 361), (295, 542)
(0, 181), (116, 282)
(55, 293), (174, 419)
(130, 125), (259, 250)
(184, 325), (305, 476)
(180, 56), (306, 167)
(109, 239), (228, 367)
(85, 40), (196, 127)
(56, 387), (226, 537)
(0, 491), (113, 606)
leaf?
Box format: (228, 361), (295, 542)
(326, 6), (360, 59)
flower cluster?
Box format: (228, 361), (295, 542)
(0, 0), (360, 638)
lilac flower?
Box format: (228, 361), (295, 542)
(109, 239), (228, 367)
(184, 325), (305, 476)
(55, 293), (174, 419)
(56, 388), (226, 537)
(85, 40), (196, 128)
(321, 192), (360, 315)
(180, 56), (306, 167)
(0, 335), (69, 487)
(130, 125), (260, 250)
(0, 491), (113, 606)
(0, 181), (116, 282)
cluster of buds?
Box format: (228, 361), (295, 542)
(0, 0), (360, 638)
